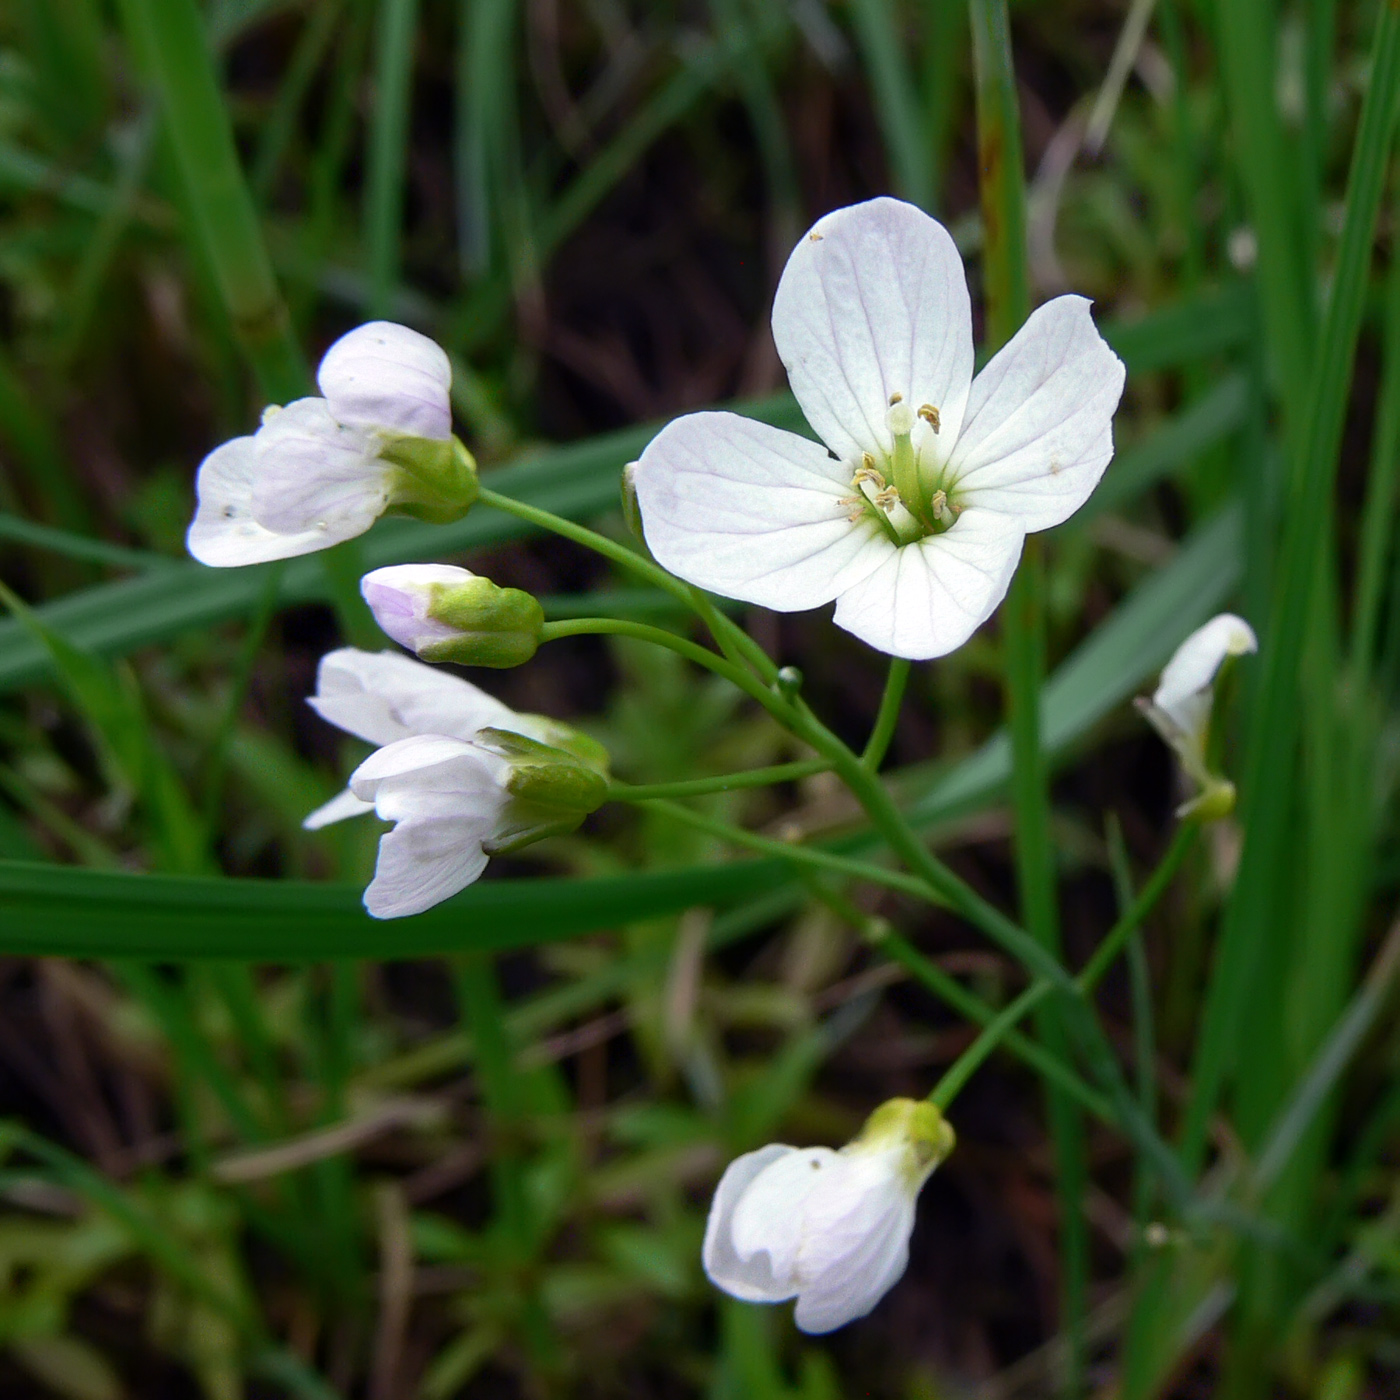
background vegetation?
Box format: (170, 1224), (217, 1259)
(0, 0), (1398, 1395)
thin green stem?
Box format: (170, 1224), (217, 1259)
(538, 617), (777, 710)
(607, 761), (828, 802)
(930, 980), (1050, 1109)
(640, 798), (938, 904)
(862, 657), (910, 770)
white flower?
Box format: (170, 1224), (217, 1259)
(633, 197), (1126, 659)
(703, 1098), (954, 1334)
(188, 322), (466, 568)
(1138, 612), (1257, 818)
(303, 648), (606, 917)
(361, 563), (544, 667)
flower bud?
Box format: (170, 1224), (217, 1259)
(1139, 613), (1257, 820)
(361, 565), (543, 667)
(471, 727), (609, 854)
(620, 461), (645, 544)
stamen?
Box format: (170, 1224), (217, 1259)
(874, 487), (900, 511)
(887, 391), (904, 405)
(918, 404), (941, 433)
(929, 490), (956, 527)
(853, 465), (887, 489)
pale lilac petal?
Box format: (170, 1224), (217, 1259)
(634, 411), (889, 611)
(831, 509), (1024, 659)
(948, 296), (1125, 531)
(702, 1145), (799, 1303)
(772, 197), (975, 465)
(302, 788), (375, 830)
(360, 564), (472, 653)
(250, 397), (389, 539)
(307, 648), (518, 747)
(187, 436), (329, 566)
(318, 321), (453, 440)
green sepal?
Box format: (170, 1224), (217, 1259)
(473, 727), (609, 856)
(418, 579), (544, 668)
(852, 1097), (956, 1179)
(382, 433), (479, 524)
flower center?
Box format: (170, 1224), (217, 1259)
(838, 393), (960, 546)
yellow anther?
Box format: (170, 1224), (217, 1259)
(861, 451), (876, 471)
(837, 494), (863, 507)
(853, 465), (887, 489)
(874, 487), (900, 511)
(918, 404), (941, 433)
(808, 232), (823, 242)
(888, 391), (904, 405)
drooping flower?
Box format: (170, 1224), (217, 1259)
(361, 564), (544, 667)
(304, 648), (607, 917)
(633, 197), (1126, 659)
(703, 1098), (955, 1333)
(188, 322), (477, 568)
(1137, 612), (1257, 819)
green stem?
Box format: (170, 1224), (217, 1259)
(607, 761), (828, 802)
(538, 617), (777, 711)
(929, 823), (1197, 1110)
(862, 657), (910, 770)
(641, 798), (938, 904)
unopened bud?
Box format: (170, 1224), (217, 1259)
(361, 564), (543, 667)
(776, 665), (803, 699)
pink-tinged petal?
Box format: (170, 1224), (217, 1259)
(318, 321), (453, 440)
(832, 509), (1024, 659)
(948, 296), (1125, 531)
(634, 411), (889, 611)
(251, 398), (389, 539)
(702, 1145), (801, 1303)
(308, 648), (518, 747)
(772, 197), (975, 464)
(187, 436), (330, 566)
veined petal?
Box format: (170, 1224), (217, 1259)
(251, 397), (390, 540)
(948, 296), (1125, 531)
(317, 321), (453, 441)
(702, 1145), (800, 1303)
(832, 509), (1024, 659)
(731, 1148), (849, 1285)
(772, 197), (975, 464)
(350, 735), (509, 918)
(187, 436), (330, 566)
(634, 411), (889, 611)
(308, 648), (519, 747)
(302, 788), (375, 830)
(794, 1195), (914, 1334)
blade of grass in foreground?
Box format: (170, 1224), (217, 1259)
(970, 0), (1087, 1383)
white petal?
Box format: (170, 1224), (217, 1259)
(1154, 612), (1258, 736)
(186, 436), (331, 566)
(794, 1195), (914, 1334)
(251, 398), (389, 540)
(302, 788), (375, 830)
(350, 736), (508, 919)
(730, 1147), (853, 1285)
(361, 563), (474, 653)
(772, 197), (975, 464)
(948, 296), (1125, 531)
(318, 321), (453, 441)
(634, 411), (890, 611)
(308, 648), (518, 747)
(702, 1145), (800, 1303)
(831, 508), (1024, 659)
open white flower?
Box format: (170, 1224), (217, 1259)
(303, 648), (607, 917)
(633, 197), (1126, 659)
(188, 322), (475, 568)
(1138, 612), (1257, 818)
(703, 1098), (954, 1333)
